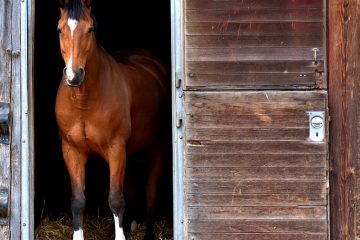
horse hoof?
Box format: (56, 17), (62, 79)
(130, 220), (137, 232)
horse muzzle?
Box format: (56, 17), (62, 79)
(63, 67), (85, 87)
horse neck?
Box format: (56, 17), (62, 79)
(71, 45), (105, 98)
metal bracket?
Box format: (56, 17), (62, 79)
(176, 112), (183, 128)
(0, 103), (10, 145)
(312, 48), (319, 65)
(175, 72), (183, 128)
(175, 72), (182, 88)
(0, 188), (9, 225)
(308, 111), (325, 142)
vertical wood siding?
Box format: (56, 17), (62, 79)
(0, 0), (12, 237)
(328, 0), (360, 239)
(183, 91), (328, 239)
(184, 0), (326, 90)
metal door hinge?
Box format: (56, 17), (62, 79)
(175, 72), (182, 88)
(176, 112), (183, 128)
(0, 102), (10, 145)
(175, 72), (183, 129)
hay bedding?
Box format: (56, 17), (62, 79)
(35, 212), (173, 240)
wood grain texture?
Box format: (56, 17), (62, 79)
(183, 91), (328, 239)
(184, 0), (326, 90)
(328, 0), (360, 239)
(189, 233), (327, 240)
(0, 0), (12, 237)
(188, 219), (327, 233)
(10, 0), (21, 239)
(187, 180), (326, 194)
(186, 0), (323, 10)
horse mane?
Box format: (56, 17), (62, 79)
(65, 0), (85, 20)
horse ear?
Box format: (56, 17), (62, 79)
(59, 0), (68, 9)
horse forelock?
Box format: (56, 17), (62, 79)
(65, 0), (85, 20)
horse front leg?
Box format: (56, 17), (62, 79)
(62, 141), (88, 240)
(106, 142), (127, 240)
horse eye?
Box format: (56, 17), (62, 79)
(57, 28), (62, 34)
(88, 27), (94, 33)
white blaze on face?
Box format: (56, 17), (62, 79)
(66, 18), (78, 81)
(114, 214), (126, 240)
(73, 228), (84, 240)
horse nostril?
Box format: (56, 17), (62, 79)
(79, 68), (85, 79)
(63, 67), (67, 75)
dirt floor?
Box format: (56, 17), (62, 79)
(35, 212), (173, 240)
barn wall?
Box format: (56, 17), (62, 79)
(182, 0), (329, 239)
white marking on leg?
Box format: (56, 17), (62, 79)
(73, 228), (84, 240)
(66, 18), (78, 81)
(130, 220), (137, 232)
(114, 214), (126, 240)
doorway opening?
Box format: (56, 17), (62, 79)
(34, 0), (172, 238)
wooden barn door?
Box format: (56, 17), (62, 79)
(177, 0), (329, 239)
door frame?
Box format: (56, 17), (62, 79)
(171, 0), (185, 239)
(18, 0), (34, 239)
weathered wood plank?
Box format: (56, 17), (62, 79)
(187, 180), (326, 194)
(10, 0), (22, 238)
(186, 153), (326, 167)
(186, 141), (326, 154)
(186, 193), (326, 206)
(186, 35), (323, 48)
(0, 0), (12, 236)
(188, 219), (327, 233)
(185, 73), (316, 88)
(186, 167), (326, 181)
(185, 22), (322, 36)
(186, 0), (323, 10)
(186, 48), (325, 61)
(189, 233), (327, 240)
(184, 103), (325, 116)
(186, 9), (323, 23)
(188, 206), (327, 220)
(184, 91), (327, 102)
(186, 61), (324, 74)
(186, 115), (309, 129)
(187, 128), (309, 141)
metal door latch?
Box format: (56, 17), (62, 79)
(312, 48), (319, 65)
(308, 111), (325, 142)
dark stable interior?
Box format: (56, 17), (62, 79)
(34, 0), (172, 228)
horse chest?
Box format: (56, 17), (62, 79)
(60, 108), (129, 151)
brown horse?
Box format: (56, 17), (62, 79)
(55, 0), (168, 239)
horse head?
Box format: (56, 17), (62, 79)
(58, 0), (95, 87)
